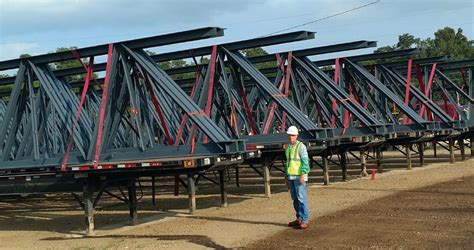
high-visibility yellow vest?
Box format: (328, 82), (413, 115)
(285, 142), (302, 176)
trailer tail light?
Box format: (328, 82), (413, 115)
(96, 165), (113, 170)
(183, 160), (195, 168)
(142, 162), (162, 167)
(118, 163), (137, 168)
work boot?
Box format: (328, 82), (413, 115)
(297, 223), (309, 229)
(288, 219), (302, 227)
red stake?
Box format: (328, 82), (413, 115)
(371, 165), (376, 180)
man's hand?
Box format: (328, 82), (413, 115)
(299, 175), (305, 184)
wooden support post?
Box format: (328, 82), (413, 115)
(360, 149), (368, 177)
(83, 179), (95, 236)
(406, 144), (412, 170)
(322, 154), (329, 185)
(128, 179), (138, 226)
(309, 156), (314, 170)
(151, 176), (156, 206)
(262, 157), (271, 198)
(219, 170), (228, 207)
(341, 152), (348, 181)
(449, 139), (455, 164)
(418, 143), (425, 167)
(187, 173), (196, 213)
(174, 174), (180, 196)
(433, 141), (437, 157)
(376, 147), (383, 173)
(235, 166), (240, 187)
(459, 138), (466, 161)
(471, 134), (474, 157)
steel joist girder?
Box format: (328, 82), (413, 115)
(292, 56), (383, 129)
(91, 44), (245, 158)
(345, 60), (430, 128)
(0, 28), (255, 170)
(378, 65), (465, 126)
(0, 60), (94, 163)
(222, 47), (322, 136)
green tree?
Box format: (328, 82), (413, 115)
(424, 27), (474, 60)
(51, 47), (89, 82)
(374, 27), (473, 100)
(199, 57), (210, 64)
(159, 59), (188, 70)
(242, 47), (277, 70)
(375, 27), (473, 61)
(396, 34), (421, 49)
(242, 47), (268, 57)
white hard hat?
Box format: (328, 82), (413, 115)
(286, 125), (299, 135)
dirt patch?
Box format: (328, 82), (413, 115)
(0, 153), (472, 249)
(249, 175), (474, 249)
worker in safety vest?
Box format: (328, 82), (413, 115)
(285, 125), (310, 229)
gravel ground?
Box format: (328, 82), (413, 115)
(0, 151), (472, 249)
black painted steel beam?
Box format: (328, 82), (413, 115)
(385, 56), (448, 68)
(313, 48), (419, 66)
(0, 27), (225, 71)
(153, 31), (315, 62)
(0, 31), (317, 86)
(164, 40), (376, 76)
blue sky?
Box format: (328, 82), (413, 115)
(0, 0), (472, 66)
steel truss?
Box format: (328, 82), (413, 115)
(0, 26), (472, 235)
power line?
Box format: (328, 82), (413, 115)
(260, 0), (381, 37)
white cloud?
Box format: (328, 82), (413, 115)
(0, 0), (260, 40)
(0, 42), (39, 61)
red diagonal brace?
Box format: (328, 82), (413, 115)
(341, 84), (355, 135)
(61, 55), (94, 171)
(403, 58), (413, 124)
(93, 44), (113, 168)
(331, 58), (340, 128)
(418, 63), (437, 118)
(174, 66), (201, 145)
(241, 89), (258, 135)
(262, 54), (285, 134)
(364, 85), (372, 109)
(263, 53), (293, 133)
(203, 45), (218, 144)
(280, 52), (293, 133)
(460, 66), (467, 92)
(144, 74), (173, 145)
(414, 65), (432, 121)
(71, 48), (102, 90)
